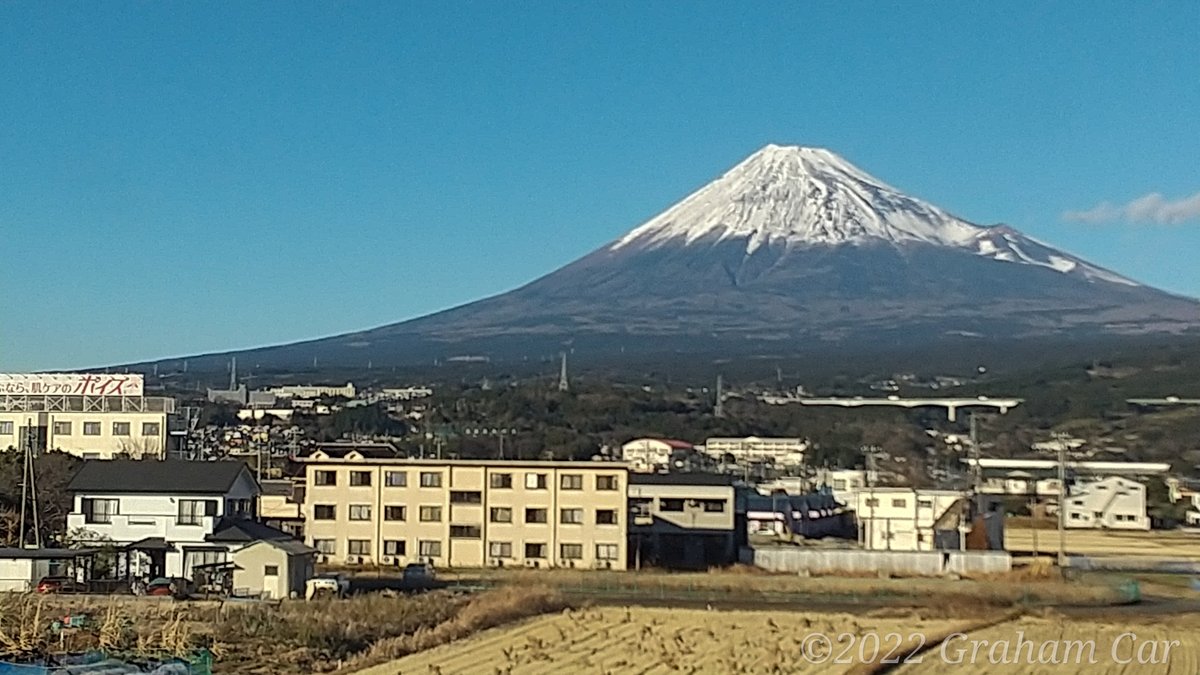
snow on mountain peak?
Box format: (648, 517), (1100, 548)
(610, 144), (1139, 286)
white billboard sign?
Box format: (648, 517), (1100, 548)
(0, 373), (145, 397)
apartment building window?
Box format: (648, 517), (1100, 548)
(314, 470), (337, 486)
(178, 499), (217, 526)
(560, 508), (584, 525)
(630, 498), (652, 518)
(525, 508), (548, 524)
(385, 471), (407, 487)
(0, 421), (12, 435)
(349, 505), (372, 521)
(524, 542), (547, 559)
(450, 490), (482, 504)
(419, 506), (443, 522)
(891, 498), (907, 508)
(313, 505), (337, 521)
(112, 421), (131, 436)
(384, 506), (407, 521)
(53, 421), (72, 435)
(560, 474), (583, 490)
(833, 479), (847, 490)
(264, 565), (279, 576)
(350, 471), (373, 487)
(596, 544), (619, 561)
(450, 525), (482, 539)
(419, 540), (442, 558)
(596, 475), (619, 491)
(348, 539), (371, 556)
(313, 539), (335, 555)
(490, 473), (513, 489)
(560, 543), (583, 560)
(489, 541), (512, 558)
(141, 422), (161, 437)
(595, 509), (618, 525)
(489, 507), (513, 523)
(918, 499), (933, 509)
(660, 498), (685, 512)
(419, 472), (443, 488)
(525, 473), (547, 490)
(702, 500), (726, 513)
(82, 498), (118, 524)
(82, 421), (101, 436)
(864, 498), (880, 508)
(384, 540), (406, 556)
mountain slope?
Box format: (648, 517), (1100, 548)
(142, 145), (1200, 370)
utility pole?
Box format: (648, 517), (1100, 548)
(714, 375), (725, 418)
(1057, 434), (1067, 568)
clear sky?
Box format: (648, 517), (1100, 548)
(2, 2), (1198, 371)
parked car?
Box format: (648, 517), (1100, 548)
(402, 562), (436, 585)
(36, 576), (83, 594)
(145, 577), (193, 598)
(305, 573), (350, 600)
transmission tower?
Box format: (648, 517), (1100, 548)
(17, 419), (42, 549)
(558, 352), (570, 392)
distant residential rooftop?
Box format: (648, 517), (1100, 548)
(630, 472), (738, 486)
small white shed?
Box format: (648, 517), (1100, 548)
(0, 547), (94, 592)
(231, 539), (317, 599)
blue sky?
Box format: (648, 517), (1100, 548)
(2, 2), (1198, 370)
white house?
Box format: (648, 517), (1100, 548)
(853, 488), (967, 551)
(620, 438), (695, 473)
(1062, 476), (1149, 531)
(66, 460), (291, 579)
(703, 437), (807, 468)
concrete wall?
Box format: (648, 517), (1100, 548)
(747, 547), (1011, 577)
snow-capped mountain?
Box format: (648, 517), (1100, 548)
(612, 145), (1136, 286)
(138, 145), (1200, 371)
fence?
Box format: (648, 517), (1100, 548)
(746, 547), (1013, 577)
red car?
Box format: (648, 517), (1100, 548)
(36, 576), (82, 594)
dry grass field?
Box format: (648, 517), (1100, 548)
(356, 607), (1200, 675)
(1006, 527), (1200, 558)
(351, 606), (977, 675)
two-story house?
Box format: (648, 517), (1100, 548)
(627, 473), (743, 569)
(66, 460), (286, 579)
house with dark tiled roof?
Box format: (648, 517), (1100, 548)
(66, 459), (296, 580)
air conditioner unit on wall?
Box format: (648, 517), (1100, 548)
(381, 556), (392, 564)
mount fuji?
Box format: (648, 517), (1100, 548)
(160, 145), (1200, 370)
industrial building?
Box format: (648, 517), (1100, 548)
(300, 450), (629, 570)
(0, 373), (176, 459)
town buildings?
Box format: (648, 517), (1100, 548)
(301, 449), (629, 570)
(0, 373), (176, 459)
(268, 383), (357, 399)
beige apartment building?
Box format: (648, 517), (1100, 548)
(301, 450), (629, 570)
